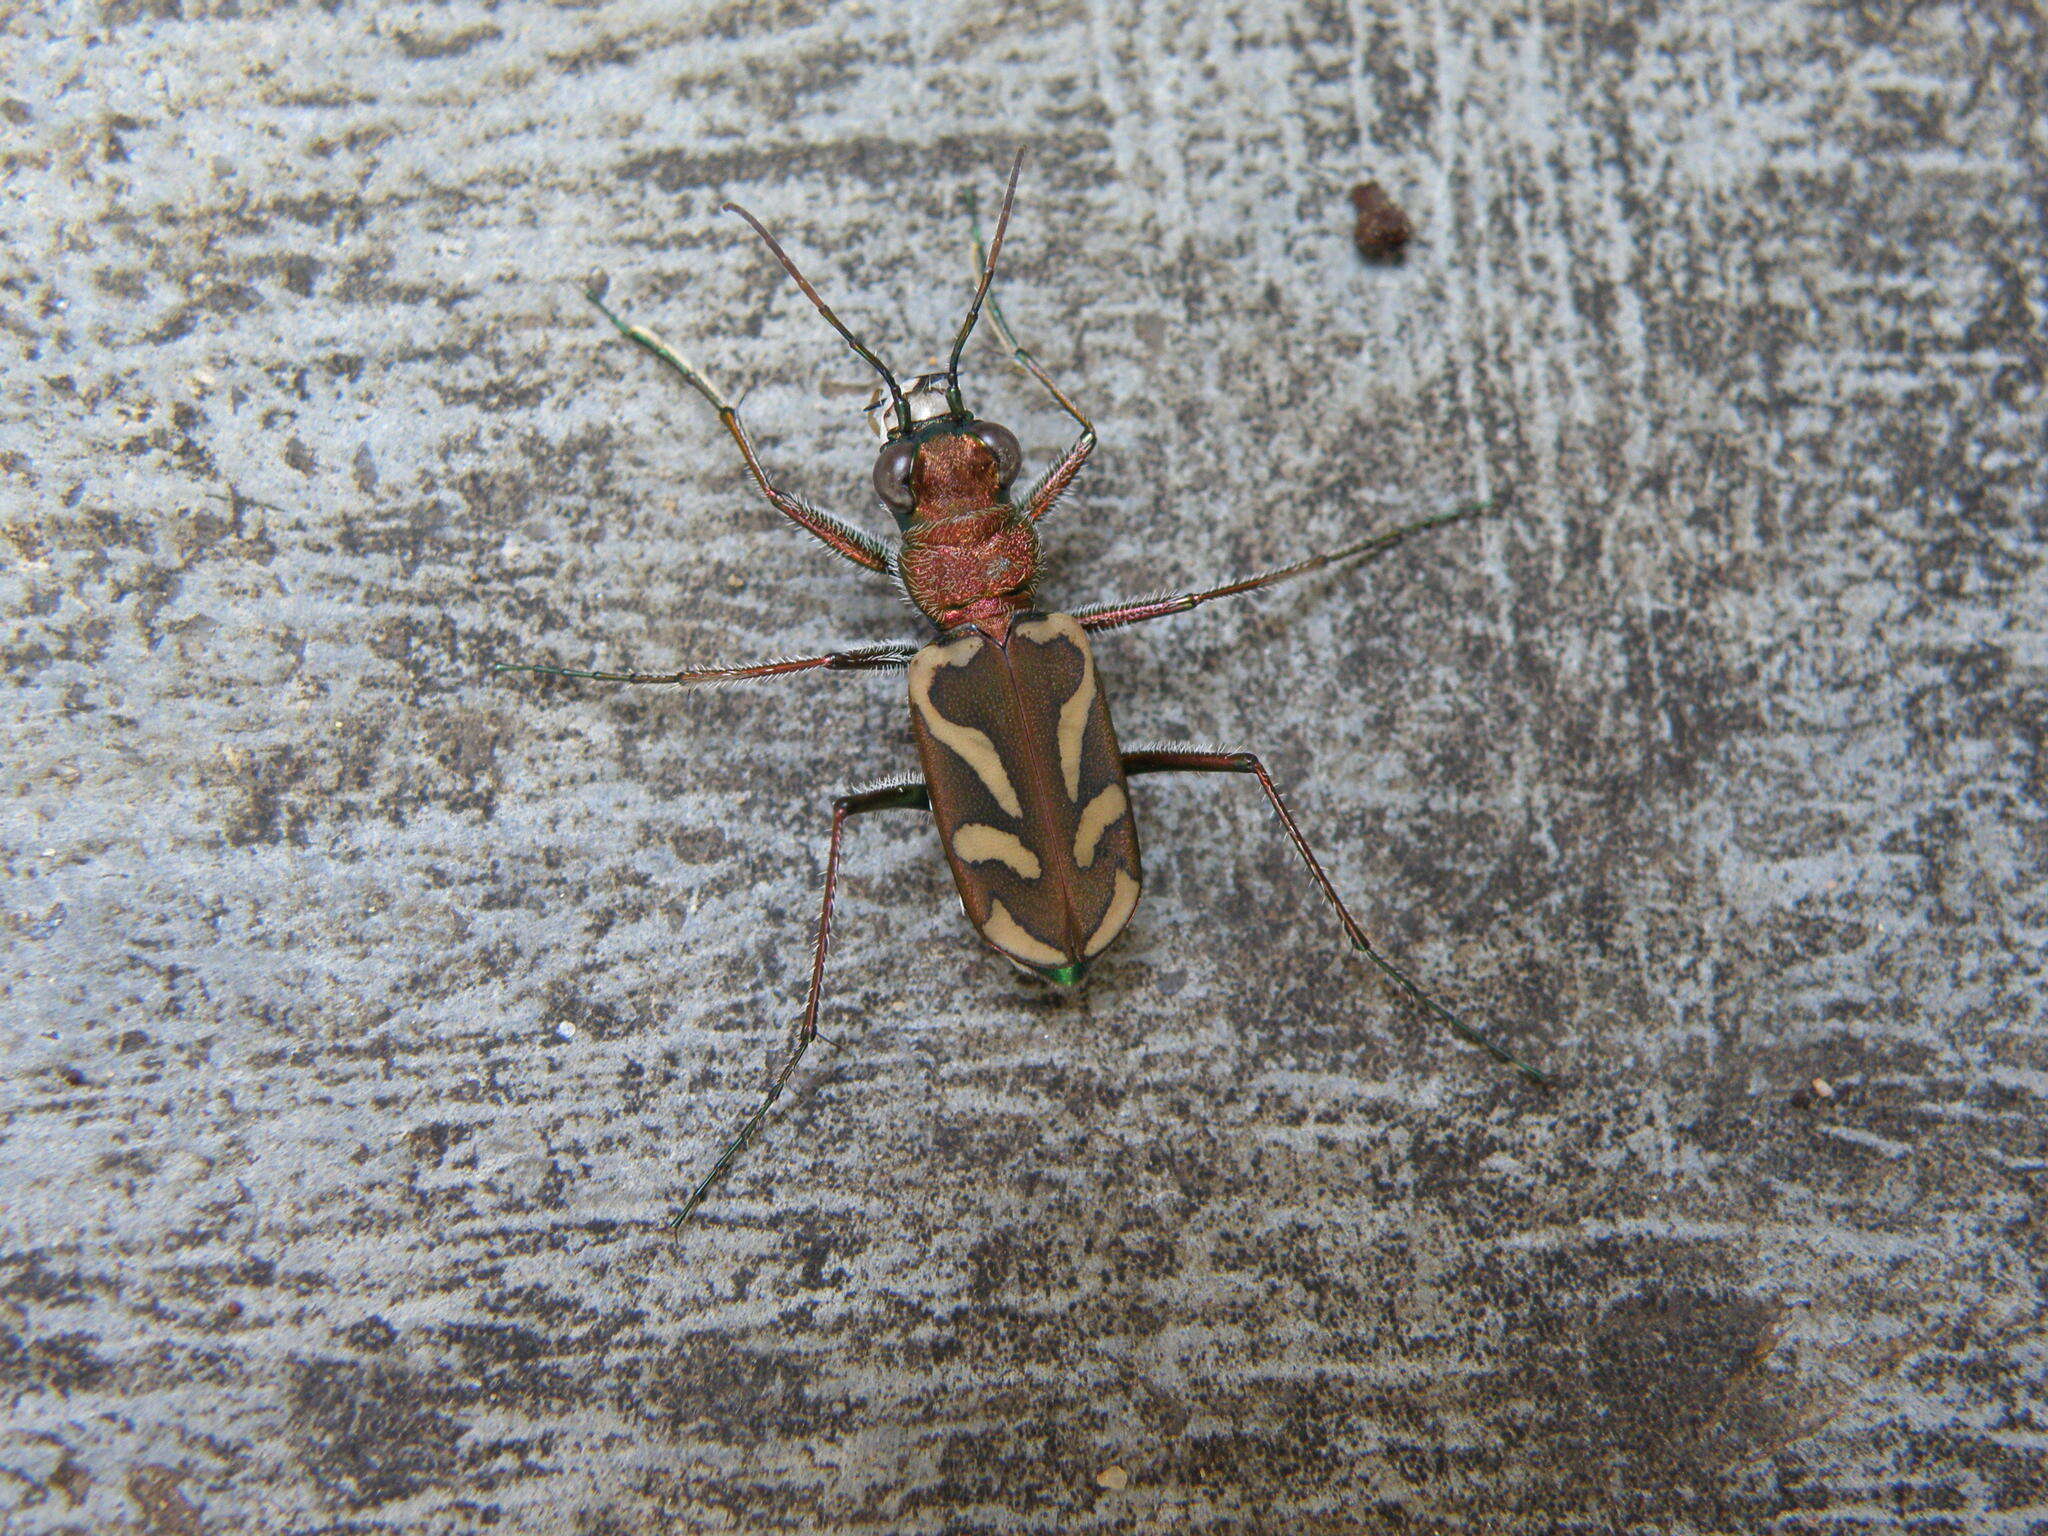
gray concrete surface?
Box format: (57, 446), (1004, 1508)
(3, 2), (2044, 1532)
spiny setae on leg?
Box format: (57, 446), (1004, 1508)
(500, 152), (1554, 1225)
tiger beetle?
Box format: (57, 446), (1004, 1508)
(503, 152), (1552, 1223)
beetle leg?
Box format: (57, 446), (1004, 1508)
(1073, 500), (1493, 634)
(495, 641), (918, 689)
(964, 189), (1096, 522)
(1121, 749), (1553, 1086)
(674, 778), (931, 1224)
(1022, 418), (1096, 524)
(585, 291), (893, 574)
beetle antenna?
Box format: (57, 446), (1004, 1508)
(966, 185), (1093, 434)
(944, 149), (1024, 416)
(723, 200), (911, 435)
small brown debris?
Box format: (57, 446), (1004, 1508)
(1096, 1464), (1129, 1490)
(1350, 181), (1413, 259)
(1812, 1077), (1834, 1099)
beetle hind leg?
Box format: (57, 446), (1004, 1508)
(673, 778), (930, 1225)
(1121, 748), (1554, 1087)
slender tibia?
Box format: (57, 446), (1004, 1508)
(494, 642), (918, 689)
(1075, 499), (1495, 634)
(964, 188), (1096, 521)
(1121, 749), (1554, 1086)
(583, 289), (892, 574)
(586, 289), (735, 414)
(673, 779), (932, 1225)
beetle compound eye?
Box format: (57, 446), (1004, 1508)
(872, 439), (918, 513)
(970, 421), (1023, 489)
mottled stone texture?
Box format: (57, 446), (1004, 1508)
(2, 2), (2043, 1532)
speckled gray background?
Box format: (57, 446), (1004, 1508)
(3, 2), (2044, 1532)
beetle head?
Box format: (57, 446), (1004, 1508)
(869, 374), (1023, 526)
(729, 153), (1029, 530)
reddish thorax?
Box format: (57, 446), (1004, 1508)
(897, 433), (1040, 639)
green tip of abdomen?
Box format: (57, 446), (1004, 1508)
(1041, 961), (1089, 987)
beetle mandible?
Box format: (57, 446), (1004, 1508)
(506, 152), (1552, 1221)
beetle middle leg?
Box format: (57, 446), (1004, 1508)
(1073, 500), (1494, 634)
(495, 641), (917, 689)
(1121, 749), (1552, 1086)
(674, 777), (931, 1224)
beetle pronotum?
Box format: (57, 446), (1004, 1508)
(506, 153), (1552, 1221)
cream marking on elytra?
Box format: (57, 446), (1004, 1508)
(1083, 871), (1142, 956)
(1017, 613), (1096, 799)
(954, 823), (1043, 879)
(1071, 783), (1128, 869)
(984, 899), (1066, 967)
(909, 636), (1023, 819)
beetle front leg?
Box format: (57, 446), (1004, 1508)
(964, 187), (1096, 522)
(1121, 749), (1553, 1086)
(1023, 418), (1095, 523)
(585, 292), (893, 574)
(674, 778), (930, 1224)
